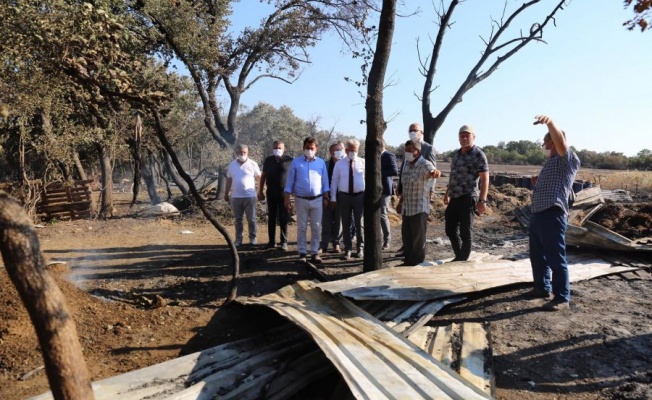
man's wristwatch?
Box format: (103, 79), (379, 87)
(478, 199), (487, 204)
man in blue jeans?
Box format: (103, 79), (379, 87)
(527, 115), (580, 311)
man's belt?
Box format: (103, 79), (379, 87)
(341, 191), (364, 196)
(295, 194), (323, 200)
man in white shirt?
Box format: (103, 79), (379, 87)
(224, 144), (261, 247)
(330, 139), (365, 260)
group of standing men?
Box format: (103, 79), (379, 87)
(223, 115), (579, 311)
(222, 122), (487, 267)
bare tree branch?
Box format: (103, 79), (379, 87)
(422, 0), (570, 143)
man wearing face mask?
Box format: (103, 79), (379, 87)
(320, 141), (345, 253)
(396, 122), (437, 257)
(526, 115), (580, 311)
(259, 140), (294, 251)
(396, 140), (441, 266)
(225, 144), (262, 247)
(330, 139), (365, 260)
(444, 125), (489, 262)
(284, 137), (330, 263)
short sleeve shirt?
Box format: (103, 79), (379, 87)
(447, 146), (489, 199)
(227, 159), (261, 198)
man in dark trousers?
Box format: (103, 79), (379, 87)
(396, 140), (441, 266)
(259, 140), (293, 251)
(380, 138), (398, 250)
(320, 141), (344, 253)
(444, 125), (489, 262)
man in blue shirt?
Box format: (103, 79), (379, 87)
(527, 115), (580, 311)
(284, 137), (330, 263)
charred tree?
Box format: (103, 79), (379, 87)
(0, 192), (94, 400)
(364, 0), (396, 272)
(420, 0), (569, 143)
(95, 142), (114, 219)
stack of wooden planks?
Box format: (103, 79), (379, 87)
(36, 179), (94, 221)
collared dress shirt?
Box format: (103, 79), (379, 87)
(330, 157), (365, 202)
(284, 156), (330, 197)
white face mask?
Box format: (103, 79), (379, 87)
(237, 155), (248, 162)
(347, 151), (357, 161)
(409, 131), (421, 142)
(541, 147), (552, 158)
(333, 150), (343, 159)
(405, 153), (415, 163)
(272, 148), (283, 157)
(304, 149), (316, 159)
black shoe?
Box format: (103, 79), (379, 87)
(299, 253), (307, 262)
(382, 243), (389, 250)
(311, 254), (323, 264)
(267, 243), (276, 249)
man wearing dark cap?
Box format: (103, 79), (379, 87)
(444, 124), (489, 262)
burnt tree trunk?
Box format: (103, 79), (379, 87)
(0, 192), (94, 400)
(141, 153), (162, 205)
(72, 151), (88, 180)
(95, 143), (114, 219)
(151, 109), (240, 302)
(163, 149), (190, 196)
(215, 165), (228, 200)
(363, 0), (396, 272)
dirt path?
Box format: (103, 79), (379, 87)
(1, 192), (651, 399)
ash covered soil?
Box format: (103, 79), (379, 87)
(1, 185), (652, 400)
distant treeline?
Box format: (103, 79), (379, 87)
(437, 140), (652, 170)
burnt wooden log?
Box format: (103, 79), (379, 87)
(0, 192), (93, 400)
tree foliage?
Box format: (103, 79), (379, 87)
(134, 0), (375, 149)
(624, 0), (652, 31)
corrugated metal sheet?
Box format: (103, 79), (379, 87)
(515, 187), (652, 251)
(240, 281), (491, 400)
(407, 323), (495, 398)
(317, 253), (643, 300)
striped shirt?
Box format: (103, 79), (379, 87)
(401, 156), (436, 216)
(531, 149), (580, 214)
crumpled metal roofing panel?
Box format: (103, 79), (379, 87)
(239, 280), (490, 400)
(317, 254), (642, 300)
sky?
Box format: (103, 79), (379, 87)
(224, 1), (651, 157)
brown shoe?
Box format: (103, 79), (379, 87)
(523, 288), (552, 299)
(542, 298), (570, 311)
(333, 245), (341, 253)
(311, 254), (323, 264)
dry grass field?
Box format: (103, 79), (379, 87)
(437, 162), (652, 196)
